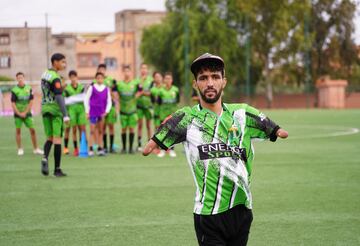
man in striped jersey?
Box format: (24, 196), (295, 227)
(143, 53), (288, 246)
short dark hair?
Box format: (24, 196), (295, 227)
(68, 70), (77, 77)
(51, 53), (65, 65)
(16, 72), (24, 77)
(192, 62), (225, 80)
(152, 71), (162, 77)
(95, 72), (105, 78)
(98, 63), (106, 69)
(164, 72), (172, 77)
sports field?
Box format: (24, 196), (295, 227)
(0, 109), (359, 246)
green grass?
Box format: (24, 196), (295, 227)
(0, 109), (359, 246)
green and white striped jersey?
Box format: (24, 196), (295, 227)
(152, 103), (280, 215)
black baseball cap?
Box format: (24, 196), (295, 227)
(190, 53), (224, 76)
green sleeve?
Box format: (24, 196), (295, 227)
(152, 108), (190, 150)
(245, 105), (280, 141)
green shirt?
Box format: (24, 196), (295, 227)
(114, 79), (140, 114)
(41, 69), (63, 116)
(11, 84), (33, 117)
(152, 103), (280, 215)
(64, 83), (85, 110)
(158, 85), (179, 119)
(136, 76), (153, 109)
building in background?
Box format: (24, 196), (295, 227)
(0, 9), (165, 81)
(0, 25), (76, 81)
(75, 32), (135, 80)
(115, 9), (166, 75)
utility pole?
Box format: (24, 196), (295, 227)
(304, 6), (311, 108)
(184, 5), (190, 104)
(45, 13), (50, 68)
(245, 15), (251, 102)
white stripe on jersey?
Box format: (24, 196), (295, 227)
(213, 166), (225, 214)
(185, 118), (207, 214)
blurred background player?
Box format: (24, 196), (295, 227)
(150, 71), (163, 155)
(136, 63), (153, 151)
(97, 64), (117, 153)
(62, 76), (71, 155)
(113, 66), (142, 154)
(150, 71), (163, 130)
(40, 53), (69, 177)
(11, 72), (43, 156)
(157, 72), (179, 158)
(85, 72), (112, 156)
(63, 70), (87, 156)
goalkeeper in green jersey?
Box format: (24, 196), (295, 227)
(143, 53), (288, 246)
(40, 53), (70, 177)
(11, 72), (43, 156)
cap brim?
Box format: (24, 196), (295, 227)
(190, 57), (224, 75)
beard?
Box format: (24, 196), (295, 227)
(199, 87), (223, 104)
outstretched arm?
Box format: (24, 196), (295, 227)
(276, 128), (288, 138)
(142, 139), (159, 156)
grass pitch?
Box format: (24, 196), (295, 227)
(0, 109), (359, 245)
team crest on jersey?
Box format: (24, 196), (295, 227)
(228, 124), (242, 147)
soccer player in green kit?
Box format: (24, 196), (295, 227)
(11, 72), (43, 156)
(97, 64), (117, 153)
(63, 70), (87, 156)
(40, 53), (69, 177)
(143, 53), (288, 245)
(156, 72), (179, 158)
(150, 71), (163, 130)
(136, 63), (153, 151)
(113, 66), (142, 154)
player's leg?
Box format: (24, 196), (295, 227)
(63, 126), (70, 155)
(152, 112), (161, 155)
(137, 108), (144, 151)
(89, 119), (96, 156)
(128, 113), (137, 154)
(228, 206), (253, 246)
(193, 214), (227, 246)
(72, 126), (78, 156)
(129, 127), (135, 154)
(120, 114), (127, 153)
(109, 123), (115, 153)
(157, 113), (166, 158)
(41, 114), (53, 176)
(97, 117), (105, 156)
(14, 117), (23, 155)
(103, 122), (108, 152)
(70, 110), (79, 156)
(15, 128), (23, 155)
(52, 115), (66, 177)
(121, 127), (127, 154)
(24, 116), (43, 155)
(145, 109), (152, 141)
(77, 107), (87, 152)
(107, 107), (117, 153)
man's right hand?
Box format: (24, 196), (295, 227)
(143, 139), (159, 156)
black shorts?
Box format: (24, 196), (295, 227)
(194, 204), (253, 246)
